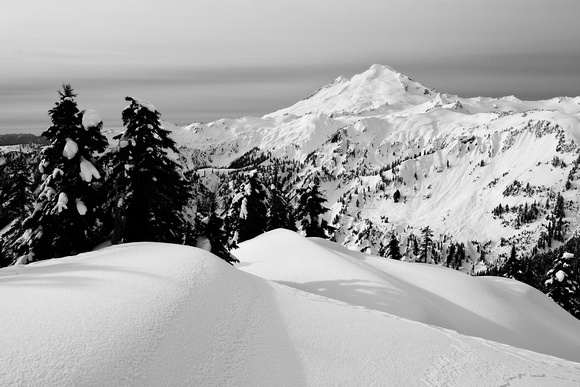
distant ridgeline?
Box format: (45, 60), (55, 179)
(0, 133), (48, 146)
(1, 66), (580, 320)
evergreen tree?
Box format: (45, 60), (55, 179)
(0, 150), (40, 267)
(446, 243), (456, 267)
(267, 182), (297, 232)
(386, 233), (402, 260)
(393, 189), (401, 203)
(225, 170), (269, 246)
(419, 225), (433, 263)
(452, 243), (465, 270)
(194, 210), (237, 264)
(6, 85), (108, 264)
(404, 235), (419, 261)
(544, 252), (580, 318)
(0, 151), (36, 228)
(295, 178), (331, 238)
(111, 96), (190, 244)
(503, 244), (523, 280)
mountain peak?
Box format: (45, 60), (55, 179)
(352, 64), (404, 85)
(267, 64), (435, 117)
(365, 63), (401, 77)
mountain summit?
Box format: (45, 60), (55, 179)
(266, 64), (437, 118)
(171, 64), (580, 264)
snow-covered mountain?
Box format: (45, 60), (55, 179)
(1, 233), (580, 385)
(168, 64), (580, 264)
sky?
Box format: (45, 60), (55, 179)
(2, 0), (579, 134)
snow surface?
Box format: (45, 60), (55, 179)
(54, 192), (68, 213)
(129, 97), (157, 113)
(236, 229), (580, 363)
(1, 234), (580, 386)
(75, 199), (87, 216)
(62, 138), (78, 160)
(81, 109), (102, 129)
(265, 64), (436, 118)
(79, 156), (101, 182)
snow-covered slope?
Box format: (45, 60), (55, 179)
(170, 64), (580, 262)
(265, 64), (437, 118)
(1, 238), (580, 386)
(236, 229), (580, 363)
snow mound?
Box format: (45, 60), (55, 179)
(129, 97), (157, 113)
(62, 138), (78, 159)
(236, 229), (580, 362)
(79, 156), (101, 182)
(81, 109), (102, 129)
(1, 241), (580, 385)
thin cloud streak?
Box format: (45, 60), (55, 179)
(1, 55), (579, 134)
(2, 0), (580, 134)
(0, 63), (352, 133)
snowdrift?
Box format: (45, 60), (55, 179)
(0, 240), (579, 386)
(236, 229), (580, 363)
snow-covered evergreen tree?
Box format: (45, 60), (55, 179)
(194, 211), (237, 264)
(419, 226), (434, 263)
(386, 233), (402, 260)
(266, 177), (297, 232)
(544, 252), (580, 318)
(7, 85), (108, 264)
(503, 244), (523, 280)
(0, 150), (40, 267)
(0, 150), (36, 228)
(225, 170), (269, 246)
(295, 178), (330, 238)
(111, 97), (190, 244)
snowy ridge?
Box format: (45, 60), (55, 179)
(170, 64), (580, 261)
(1, 237), (580, 385)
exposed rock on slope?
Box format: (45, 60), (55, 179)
(171, 64), (580, 263)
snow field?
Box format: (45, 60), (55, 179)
(236, 229), (580, 363)
(1, 234), (580, 385)
(0, 243), (304, 386)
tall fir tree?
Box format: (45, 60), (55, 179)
(419, 225), (434, 263)
(386, 233), (402, 260)
(225, 170), (269, 246)
(111, 97), (190, 244)
(266, 176), (297, 232)
(503, 244), (523, 281)
(544, 252), (580, 318)
(0, 150), (40, 267)
(445, 243), (456, 267)
(0, 150), (36, 228)
(6, 85), (108, 264)
(295, 178), (331, 238)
